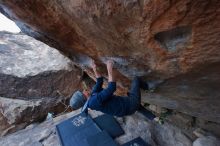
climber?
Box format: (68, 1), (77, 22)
(70, 60), (160, 117)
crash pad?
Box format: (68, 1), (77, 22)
(94, 114), (124, 138)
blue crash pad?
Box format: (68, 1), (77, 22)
(56, 112), (101, 146)
(86, 130), (118, 146)
(94, 114), (124, 138)
(122, 137), (151, 146)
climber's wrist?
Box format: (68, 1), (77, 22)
(93, 69), (101, 78)
(108, 71), (114, 82)
(95, 72), (101, 78)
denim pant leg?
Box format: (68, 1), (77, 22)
(128, 77), (141, 114)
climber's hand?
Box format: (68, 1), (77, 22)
(91, 60), (101, 78)
(91, 60), (97, 70)
(106, 60), (114, 82)
(107, 60), (114, 71)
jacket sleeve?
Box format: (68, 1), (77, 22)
(91, 77), (104, 94)
(95, 82), (116, 104)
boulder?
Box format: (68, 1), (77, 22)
(0, 0), (219, 122)
(0, 31), (82, 98)
(0, 31), (85, 136)
(0, 97), (57, 136)
(0, 0), (219, 79)
(193, 136), (220, 146)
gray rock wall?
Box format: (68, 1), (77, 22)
(0, 31), (84, 136)
(0, 31), (82, 98)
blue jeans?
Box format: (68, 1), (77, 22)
(127, 77), (144, 114)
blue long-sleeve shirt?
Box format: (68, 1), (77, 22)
(87, 77), (131, 117)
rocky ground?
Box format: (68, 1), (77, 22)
(1, 109), (219, 146)
(0, 109), (192, 146)
(0, 97), (55, 137)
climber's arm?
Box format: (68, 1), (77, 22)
(91, 60), (103, 93)
(107, 60), (114, 82)
(91, 60), (101, 78)
(95, 81), (116, 104)
(90, 60), (116, 105)
(91, 77), (104, 94)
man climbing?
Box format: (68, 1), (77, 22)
(70, 60), (160, 117)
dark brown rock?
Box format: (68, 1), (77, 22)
(196, 119), (220, 139)
(0, 70), (82, 98)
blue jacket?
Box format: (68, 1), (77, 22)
(87, 77), (131, 117)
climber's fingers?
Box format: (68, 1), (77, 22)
(90, 60), (96, 69)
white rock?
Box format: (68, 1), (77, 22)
(0, 31), (73, 78)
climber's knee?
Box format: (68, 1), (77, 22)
(128, 100), (140, 115)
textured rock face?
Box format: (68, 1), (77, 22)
(0, 0), (220, 122)
(0, 31), (84, 136)
(0, 97), (56, 136)
(0, 110), (193, 146)
(141, 63), (220, 123)
(0, 31), (71, 78)
(0, 31), (82, 98)
(0, 0), (219, 78)
(193, 136), (220, 146)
